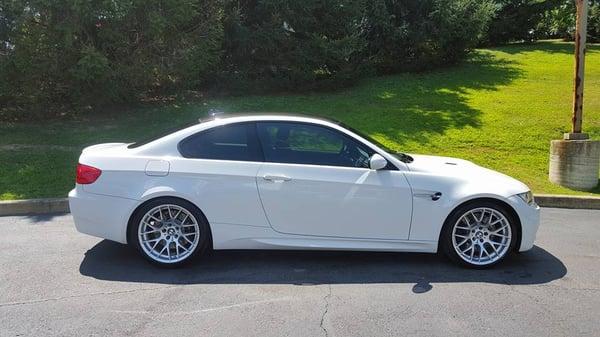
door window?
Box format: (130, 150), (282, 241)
(257, 122), (374, 168)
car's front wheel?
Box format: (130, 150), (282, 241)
(129, 197), (210, 267)
(441, 201), (517, 268)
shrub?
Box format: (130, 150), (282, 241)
(220, 0), (368, 92)
(1, 0), (500, 117)
(362, 0), (496, 73)
(483, 0), (564, 45)
(537, 1), (600, 43)
(0, 0), (223, 117)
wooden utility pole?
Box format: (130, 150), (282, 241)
(550, 0), (599, 191)
(570, 0), (588, 137)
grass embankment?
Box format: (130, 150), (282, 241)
(1, 40), (599, 200)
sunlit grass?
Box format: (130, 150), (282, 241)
(1, 40), (598, 200)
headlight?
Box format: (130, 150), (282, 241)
(517, 191), (535, 205)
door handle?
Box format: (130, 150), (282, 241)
(263, 174), (292, 182)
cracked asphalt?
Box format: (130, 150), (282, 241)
(1, 208), (599, 337)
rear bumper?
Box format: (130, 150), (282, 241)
(68, 187), (138, 244)
(507, 195), (541, 252)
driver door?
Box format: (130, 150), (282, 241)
(255, 121), (413, 240)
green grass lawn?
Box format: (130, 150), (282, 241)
(1, 40), (599, 200)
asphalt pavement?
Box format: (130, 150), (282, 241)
(1, 208), (599, 337)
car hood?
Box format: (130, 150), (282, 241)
(405, 154), (530, 194)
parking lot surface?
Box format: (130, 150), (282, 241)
(1, 208), (599, 337)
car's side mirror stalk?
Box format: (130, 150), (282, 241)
(369, 153), (388, 170)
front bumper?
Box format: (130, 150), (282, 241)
(507, 195), (541, 251)
(68, 187), (138, 244)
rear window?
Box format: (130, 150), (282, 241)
(178, 123), (262, 162)
(127, 121), (197, 149)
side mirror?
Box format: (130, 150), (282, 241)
(369, 153), (388, 170)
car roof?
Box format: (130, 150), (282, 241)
(200, 112), (344, 126)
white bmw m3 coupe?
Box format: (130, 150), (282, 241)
(69, 114), (540, 268)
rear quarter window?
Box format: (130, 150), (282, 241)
(178, 122), (262, 162)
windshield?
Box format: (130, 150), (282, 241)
(336, 122), (413, 163)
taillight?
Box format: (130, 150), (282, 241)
(76, 163), (102, 184)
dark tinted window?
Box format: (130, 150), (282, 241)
(257, 122), (374, 168)
(179, 123), (262, 162)
(128, 121), (197, 149)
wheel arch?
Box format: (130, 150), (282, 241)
(437, 197), (522, 253)
(126, 195), (213, 249)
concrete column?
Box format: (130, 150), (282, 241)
(549, 140), (600, 190)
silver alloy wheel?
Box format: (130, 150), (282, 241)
(451, 207), (512, 266)
(138, 204), (200, 264)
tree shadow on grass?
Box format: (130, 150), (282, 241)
(491, 40), (600, 55)
(79, 241), (566, 294)
(240, 50), (525, 149)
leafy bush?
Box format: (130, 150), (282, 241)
(537, 1), (600, 43)
(363, 0), (495, 73)
(220, 0), (368, 92)
(483, 0), (562, 45)
(0, 0), (223, 117)
(1, 0), (498, 117)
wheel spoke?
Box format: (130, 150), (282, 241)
(489, 242), (499, 257)
(469, 211), (477, 223)
(491, 224), (509, 234)
(478, 209), (486, 223)
(457, 237), (470, 246)
(148, 214), (162, 223)
(490, 233), (509, 239)
(481, 244), (490, 259)
(151, 239), (162, 250)
(142, 237), (161, 243)
(488, 218), (502, 227)
(141, 228), (161, 235)
(182, 235), (194, 245)
(173, 209), (182, 221)
(158, 244), (167, 256)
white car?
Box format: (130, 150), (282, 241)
(69, 114), (540, 268)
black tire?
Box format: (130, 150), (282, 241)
(440, 200), (518, 269)
(128, 197), (211, 268)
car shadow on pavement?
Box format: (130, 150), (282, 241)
(79, 241), (566, 293)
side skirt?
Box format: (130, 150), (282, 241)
(211, 223), (438, 253)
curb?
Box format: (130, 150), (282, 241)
(1, 194), (600, 216)
(0, 198), (70, 216)
(533, 194), (600, 210)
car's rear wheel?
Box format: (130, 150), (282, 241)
(129, 197), (210, 267)
(441, 201), (517, 268)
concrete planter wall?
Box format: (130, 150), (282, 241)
(549, 139), (600, 190)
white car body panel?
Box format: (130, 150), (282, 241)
(69, 115), (540, 253)
(256, 163), (412, 240)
